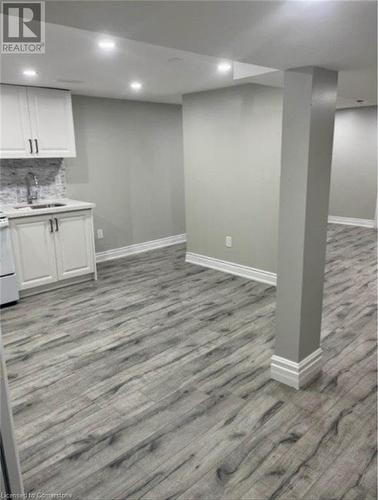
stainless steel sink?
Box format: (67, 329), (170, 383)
(31, 203), (66, 209)
(15, 203), (66, 209)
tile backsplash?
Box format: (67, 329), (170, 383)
(0, 158), (66, 205)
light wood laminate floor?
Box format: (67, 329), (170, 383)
(2, 224), (377, 500)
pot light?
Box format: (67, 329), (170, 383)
(98, 39), (116, 50)
(217, 62), (232, 73)
(23, 69), (37, 77)
(130, 81), (142, 91)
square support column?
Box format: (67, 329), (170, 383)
(271, 67), (338, 389)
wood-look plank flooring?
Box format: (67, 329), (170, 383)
(2, 224), (377, 499)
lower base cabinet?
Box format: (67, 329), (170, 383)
(10, 209), (96, 291)
(54, 211), (95, 280)
(10, 215), (58, 289)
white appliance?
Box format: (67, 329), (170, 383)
(0, 215), (19, 306)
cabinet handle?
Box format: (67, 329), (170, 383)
(55, 218), (59, 231)
(34, 139), (39, 154)
(49, 219), (54, 233)
(28, 139), (33, 154)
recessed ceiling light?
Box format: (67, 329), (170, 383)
(217, 62), (232, 73)
(98, 39), (116, 50)
(130, 81), (142, 91)
(23, 69), (37, 77)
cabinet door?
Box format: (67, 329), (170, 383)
(27, 87), (76, 158)
(10, 216), (58, 290)
(0, 85), (33, 159)
(54, 211), (95, 280)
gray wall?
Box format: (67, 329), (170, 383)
(66, 95), (185, 252)
(183, 84), (282, 274)
(183, 86), (377, 274)
(329, 106), (377, 220)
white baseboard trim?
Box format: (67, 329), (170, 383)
(328, 216), (375, 228)
(96, 234), (187, 263)
(186, 251), (277, 286)
(270, 348), (323, 390)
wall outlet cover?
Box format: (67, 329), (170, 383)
(225, 236), (232, 248)
(97, 229), (104, 239)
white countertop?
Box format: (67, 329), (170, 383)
(1, 198), (95, 219)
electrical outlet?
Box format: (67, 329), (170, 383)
(225, 236), (232, 248)
(97, 228), (104, 239)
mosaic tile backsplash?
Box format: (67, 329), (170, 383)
(0, 158), (66, 205)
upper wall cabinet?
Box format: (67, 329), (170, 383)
(0, 84), (76, 159)
(0, 85), (32, 158)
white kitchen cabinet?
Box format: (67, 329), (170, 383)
(10, 215), (58, 290)
(10, 209), (96, 292)
(0, 85), (33, 159)
(0, 84), (76, 159)
(27, 87), (76, 158)
(54, 211), (95, 280)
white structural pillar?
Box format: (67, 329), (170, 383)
(271, 67), (338, 389)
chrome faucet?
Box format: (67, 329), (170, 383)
(25, 172), (40, 204)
